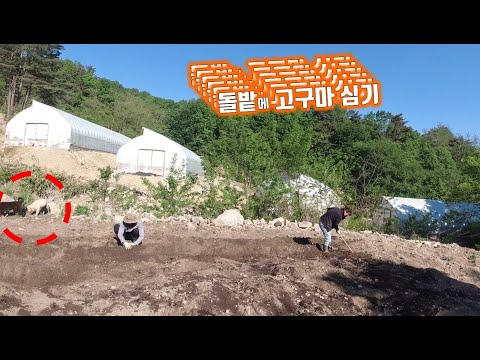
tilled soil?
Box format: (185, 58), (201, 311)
(1, 216), (479, 316)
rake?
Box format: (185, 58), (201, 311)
(338, 234), (353, 253)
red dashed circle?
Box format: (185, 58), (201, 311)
(1, 171), (71, 246)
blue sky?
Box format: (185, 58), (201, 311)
(61, 44), (480, 137)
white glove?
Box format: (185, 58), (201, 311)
(124, 241), (133, 250)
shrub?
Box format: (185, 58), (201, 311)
(110, 185), (139, 211)
(142, 155), (198, 217)
(97, 165), (114, 201)
(242, 177), (289, 220)
(73, 205), (90, 216)
(343, 215), (373, 232)
(0, 163), (89, 204)
(400, 213), (437, 239)
(198, 178), (243, 219)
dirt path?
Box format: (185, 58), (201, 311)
(1, 217), (479, 316)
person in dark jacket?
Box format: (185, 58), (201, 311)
(319, 207), (351, 252)
(114, 212), (145, 250)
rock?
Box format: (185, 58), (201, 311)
(191, 216), (203, 226)
(361, 230), (373, 234)
(47, 202), (61, 216)
(212, 209), (244, 227)
(141, 217), (150, 222)
(176, 216), (188, 222)
(104, 197), (110, 202)
(107, 187), (115, 193)
(185, 214), (192, 222)
(186, 223), (196, 230)
(269, 217), (285, 227)
(351, 296), (370, 309)
(243, 219), (254, 226)
(298, 221), (313, 229)
(260, 218), (266, 225)
(313, 223), (320, 231)
(253, 219), (260, 226)
(286, 220), (297, 229)
(142, 212), (155, 220)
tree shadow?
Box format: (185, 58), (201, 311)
(323, 256), (480, 316)
(293, 237), (313, 245)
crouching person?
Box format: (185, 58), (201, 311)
(114, 212), (144, 250)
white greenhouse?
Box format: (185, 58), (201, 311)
(373, 196), (480, 231)
(116, 128), (204, 177)
(4, 100), (130, 154)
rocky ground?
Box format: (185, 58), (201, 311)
(1, 215), (479, 316)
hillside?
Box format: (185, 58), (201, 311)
(2, 45), (480, 210)
(0, 145), (166, 189)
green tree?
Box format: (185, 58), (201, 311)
(0, 44), (63, 119)
(423, 124), (455, 147)
(167, 99), (217, 155)
(386, 114), (415, 142)
(212, 116), (275, 186)
(277, 112), (311, 176)
(451, 154), (480, 203)
(350, 139), (425, 207)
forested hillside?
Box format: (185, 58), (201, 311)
(1, 44), (479, 212)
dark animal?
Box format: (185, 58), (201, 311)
(0, 197), (27, 217)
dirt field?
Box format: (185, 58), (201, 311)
(1, 216), (479, 316)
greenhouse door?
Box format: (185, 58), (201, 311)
(24, 123), (49, 146)
(137, 149), (165, 176)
